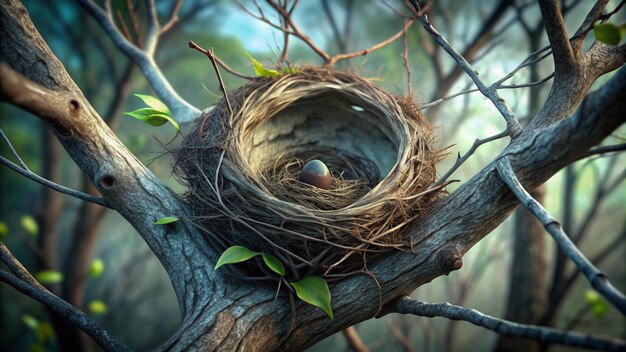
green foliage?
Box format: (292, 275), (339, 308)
(88, 300), (108, 314)
(289, 276), (333, 319)
(34, 322), (54, 344)
(20, 215), (38, 236)
(88, 258), (105, 278)
(585, 290), (610, 318)
(124, 95), (180, 131)
(154, 216), (179, 225)
(29, 343), (46, 352)
(35, 270), (63, 284)
(593, 23), (622, 46)
(22, 314), (39, 330)
(261, 253), (285, 276)
(214, 245), (260, 270)
(245, 53), (281, 77)
(0, 221), (8, 240)
(282, 66), (300, 75)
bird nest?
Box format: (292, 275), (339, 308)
(173, 67), (442, 279)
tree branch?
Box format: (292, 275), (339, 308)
(496, 158), (626, 315)
(0, 270), (130, 352)
(75, 0), (201, 123)
(538, 0), (578, 72)
(390, 296), (626, 351)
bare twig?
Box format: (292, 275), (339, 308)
(0, 128), (111, 208)
(0, 270), (130, 351)
(496, 158), (626, 315)
(408, 0), (522, 138)
(342, 326), (369, 352)
(435, 130), (509, 186)
(0, 242), (46, 290)
(402, 19), (412, 96)
(161, 0), (184, 34)
(580, 143), (626, 159)
(391, 296), (626, 351)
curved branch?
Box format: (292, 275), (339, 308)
(390, 296), (626, 351)
(537, 0), (577, 72)
(0, 270), (130, 352)
(75, 0), (201, 123)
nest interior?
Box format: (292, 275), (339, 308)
(174, 67), (442, 279)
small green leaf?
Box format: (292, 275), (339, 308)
(282, 67), (300, 75)
(585, 290), (609, 318)
(245, 53), (281, 77)
(35, 270), (64, 284)
(0, 221), (8, 240)
(22, 314), (39, 330)
(29, 343), (46, 352)
(124, 108), (180, 131)
(289, 276), (333, 319)
(134, 94), (171, 115)
(214, 245), (260, 270)
(34, 322), (54, 343)
(155, 216), (179, 225)
(593, 23), (622, 46)
(88, 300), (108, 314)
(261, 253), (285, 276)
(88, 258), (105, 278)
(20, 215), (39, 236)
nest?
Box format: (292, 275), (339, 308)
(173, 67), (442, 279)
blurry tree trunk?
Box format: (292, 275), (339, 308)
(495, 25), (548, 352)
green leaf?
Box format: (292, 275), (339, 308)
(88, 258), (105, 278)
(593, 23), (622, 46)
(214, 245), (260, 270)
(585, 290), (609, 318)
(245, 53), (281, 77)
(88, 300), (108, 314)
(282, 67), (300, 75)
(289, 276), (333, 319)
(20, 215), (39, 236)
(34, 322), (54, 343)
(154, 216), (179, 225)
(124, 108), (180, 131)
(22, 314), (39, 330)
(261, 253), (285, 276)
(0, 221), (8, 240)
(35, 270), (64, 284)
(29, 343), (46, 352)
(133, 94), (171, 115)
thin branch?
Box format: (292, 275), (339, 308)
(496, 158), (626, 315)
(342, 326), (369, 352)
(0, 135), (111, 208)
(161, 0), (184, 34)
(0, 270), (130, 352)
(537, 0), (577, 72)
(0, 242), (46, 290)
(391, 296), (626, 351)
(580, 143), (626, 160)
(403, 18), (412, 96)
(76, 0), (201, 123)
(408, 0), (522, 138)
(435, 130), (509, 186)
(124, 0), (142, 48)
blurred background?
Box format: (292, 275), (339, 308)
(0, 0), (624, 351)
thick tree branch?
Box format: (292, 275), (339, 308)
(496, 158), (626, 315)
(390, 296), (626, 351)
(537, 0), (577, 72)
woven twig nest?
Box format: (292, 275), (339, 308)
(174, 67), (442, 279)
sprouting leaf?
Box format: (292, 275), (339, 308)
(214, 245), (260, 270)
(88, 300), (108, 314)
(133, 94), (171, 115)
(289, 276), (333, 319)
(34, 322), (54, 343)
(0, 221), (8, 240)
(593, 23), (622, 46)
(585, 290), (609, 318)
(261, 253), (285, 276)
(154, 216), (179, 225)
(282, 67), (300, 75)
(22, 314), (39, 330)
(124, 108), (180, 131)
(88, 258), (105, 278)
(245, 53), (281, 78)
(35, 270), (64, 284)
(20, 215), (38, 237)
